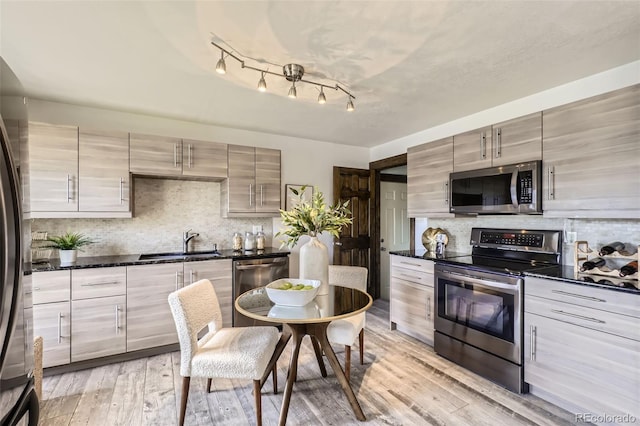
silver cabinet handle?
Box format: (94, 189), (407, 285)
(495, 128), (502, 158)
(400, 261), (422, 268)
(426, 296), (431, 320)
(67, 174), (72, 203)
(551, 309), (606, 324)
(175, 271), (180, 291)
(248, 184), (253, 206)
(480, 132), (486, 159)
(33, 287), (40, 291)
(530, 325), (536, 361)
(80, 281), (119, 287)
(189, 270), (194, 285)
(547, 166), (555, 200)
(260, 185), (264, 206)
(188, 144), (192, 168)
(57, 312), (62, 344)
(174, 143), (178, 168)
(399, 272), (422, 281)
(551, 289), (605, 303)
(444, 181), (449, 205)
(115, 305), (120, 333)
(119, 177), (124, 205)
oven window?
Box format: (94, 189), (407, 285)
(451, 174), (513, 207)
(438, 278), (515, 342)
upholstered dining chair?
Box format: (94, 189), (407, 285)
(168, 279), (280, 426)
(326, 265), (369, 382)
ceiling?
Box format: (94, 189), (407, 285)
(1, 1), (638, 148)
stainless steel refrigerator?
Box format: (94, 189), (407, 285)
(0, 114), (38, 424)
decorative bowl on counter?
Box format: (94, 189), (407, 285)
(265, 278), (321, 306)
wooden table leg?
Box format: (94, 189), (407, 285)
(310, 336), (327, 377)
(309, 322), (366, 421)
(278, 324), (305, 426)
(260, 326), (292, 390)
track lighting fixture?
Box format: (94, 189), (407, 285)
(211, 38), (355, 111)
(215, 51), (226, 74)
(257, 72), (267, 92)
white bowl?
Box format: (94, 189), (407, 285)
(265, 278), (321, 306)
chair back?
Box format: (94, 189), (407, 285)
(168, 279), (223, 376)
(328, 265), (368, 293)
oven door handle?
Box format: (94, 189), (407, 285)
(510, 169), (519, 210)
(441, 271), (521, 292)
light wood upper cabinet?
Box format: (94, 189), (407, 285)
(71, 295), (126, 362)
(79, 129), (131, 212)
(184, 259), (233, 328)
(129, 133), (182, 176)
(542, 84), (640, 218)
(453, 114), (541, 171)
(27, 122), (79, 212)
(4, 118), (20, 164)
(126, 263), (183, 352)
(222, 145), (281, 217)
(181, 138), (227, 179)
(407, 137), (453, 218)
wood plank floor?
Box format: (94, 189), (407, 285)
(38, 300), (586, 425)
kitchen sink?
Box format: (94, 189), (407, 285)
(138, 251), (222, 261)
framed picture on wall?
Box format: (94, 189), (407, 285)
(285, 184), (314, 210)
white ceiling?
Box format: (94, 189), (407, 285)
(1, 1), (639, 148)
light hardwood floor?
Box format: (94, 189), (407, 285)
(38, 300), (585, 425)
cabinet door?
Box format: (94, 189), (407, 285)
(184, 259), (233, 328)
(32, 270), (70, 305)
(492, 112), (541, 167)
(129, 133), (182, 176)
(33, 301), (70, 368)
(28, 122), (78, 212)
(226, 145), (255, 213)
(1, 297), (25, 379)
(182, 138), (227, 179)
(525, 313), (640, 420)
(72, 266), (126, 300)
(79, 129), (131, 212)
(453, 126), (492, 172)
(126, 263), (183, 351)
(255, 148), (281, 214)
(4, 118), (20, 164)
(407, 137), (453, 217)
(390, 277), (433, 344)
(543, 84), (640, 217)
(71, 295), (126, 362)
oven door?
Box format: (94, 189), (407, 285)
(434, 264), (522, 364)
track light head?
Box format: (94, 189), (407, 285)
(346, 97), (355, 112)
(288, 82), (297, 99)
(215, 52), (226, 74)
(318, 87), (327, 104)
(257, 72), (267, 92)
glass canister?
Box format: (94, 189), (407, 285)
(244, 232), (256, 251)
(256, 231), (266, 250)
(232, 232), (243, 251)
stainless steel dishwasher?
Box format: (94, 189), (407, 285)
(233, 255), (289, 327)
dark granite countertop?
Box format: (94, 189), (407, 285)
(29, 248), (290, 272)
(525, 266), (640, 295)
(389, 249), (470, 261)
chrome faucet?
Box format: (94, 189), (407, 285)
(183, 229), (199, 253)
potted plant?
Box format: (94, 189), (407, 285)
(276, 186), (352, 294)
(46, 232), (94, 264)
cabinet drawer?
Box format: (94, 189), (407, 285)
(526, 295), (639, 342)
(72, 267), (126, 300)
(391, 256), (434, 274)
(526, 276), (640, 319)
(32, 270), (70, 304)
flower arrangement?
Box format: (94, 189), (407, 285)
(276, 185), (352, 248)
(46, 232), (94, 250)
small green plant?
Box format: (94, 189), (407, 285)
(276, 185), (352, 248)
(46, 232), (94, 250)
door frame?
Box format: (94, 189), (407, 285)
(369, 153), (413, 300)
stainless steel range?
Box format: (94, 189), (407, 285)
(434, 228), (562, 393)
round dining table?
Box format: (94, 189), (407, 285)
(235, 284), (373, 426)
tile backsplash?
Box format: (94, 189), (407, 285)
(416, 216), (640, 265)
(32, 178), (275, 258)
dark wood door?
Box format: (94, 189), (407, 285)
(333, 166), (371, 288)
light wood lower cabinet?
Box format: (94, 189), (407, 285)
(390, 256), (435, 345)
(183, 259), (233, 328)
(126, 263), (183, 352)
(524, 276), (640, 422)
(33, 301), (70, 368)
(72, 295), (126, 362)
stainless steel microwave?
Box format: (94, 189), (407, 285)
(449, 160), (542, 214)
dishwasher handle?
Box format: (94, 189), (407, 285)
(234, 257), (288, 270)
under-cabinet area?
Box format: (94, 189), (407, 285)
(31, 258), (233, 369)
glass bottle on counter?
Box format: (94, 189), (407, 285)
(256, 231), (266, 250)
(619, 260), (638, 277)
(599, 241), (625, 256)
(232, 232), (243, 251)
(244, 232), (256, 251)
(579, 257), (606, 272)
